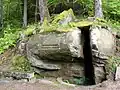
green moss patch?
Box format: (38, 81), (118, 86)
(23, 9), (116, 35)
(39, 9), (110, 33)
(39, 9), (75, 33)
(52, 8), (75, 24)
(69, 21), (93, 27)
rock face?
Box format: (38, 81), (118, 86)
(26, 25), (115, 84)
(90, 26), (115, 84)
(90, 26), (115, 56)
(0, 71), (34, 80)
(26, 28), (84, 78)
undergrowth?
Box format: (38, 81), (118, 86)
(0, 26), (20, 54)
(106, 56), (120, 76)
(11, 55), (32, 72)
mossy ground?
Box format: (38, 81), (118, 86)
(11, 55), (32, 72)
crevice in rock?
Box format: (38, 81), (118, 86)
(80, 26), (95, 85)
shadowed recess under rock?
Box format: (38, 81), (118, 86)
(80, 26), (95, 85)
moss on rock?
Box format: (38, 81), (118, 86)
(23, 24), (36, 36)
(40, 9), (76, 33)
(38, 9), (112, 33)
(69, 21), (93, 27)
(52, 8), (75, 24)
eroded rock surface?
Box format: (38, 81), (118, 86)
(90, 26), (115, 84)
(26, 24), (115, 84)
(91, 26), (115, 56)
(26, 28), (84, 78)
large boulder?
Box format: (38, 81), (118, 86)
(26, 24), (116, 84)
(90, 26), (115, 56)
(26, 28), (83, 70)
(90, 26), (115, 84)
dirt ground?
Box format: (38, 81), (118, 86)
(0, 47), (120, 90)
(0, 79), (120, 90)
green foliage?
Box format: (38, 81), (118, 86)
(107, 20), (120, 32)
(11, 55), (32, 72)
(48, 0), (59, 7)
(48, 0), (93, 16)
(40, 17), (57, 32)
(73, 77), (86, 85)
(48, 0), (120, 24)
(23, 24), (37, 36)
(1, 0), (120, 54)
(0, 26), (20, 54)
(3, 0), (22, 26)
(106, 56), (120, 75)
(75, 0), (94, 16)
(0, 0), (23, 54)
(103, 0), (120, 22)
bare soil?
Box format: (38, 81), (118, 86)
(0, 79), (120, 90)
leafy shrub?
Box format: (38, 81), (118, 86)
(103, 0), (120, 22)
(23, 24), (37, 36)
(0, 27), (20, 54)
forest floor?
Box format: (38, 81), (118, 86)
(0, 79), (120, 90)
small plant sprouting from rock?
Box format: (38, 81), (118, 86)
(11, 55), (32, 72)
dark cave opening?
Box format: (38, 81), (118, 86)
(80, 26), (95, 85)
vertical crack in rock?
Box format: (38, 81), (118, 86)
(80, 26), (95, 85)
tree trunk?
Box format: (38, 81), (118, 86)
(38, 0), (50, 23)
(23, 0), (27, 27)
(94, 0), (103, 18)
(0, 0), (3, 37)
(35, 0), (38, 23)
